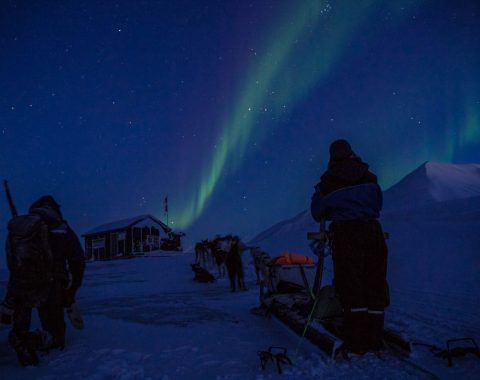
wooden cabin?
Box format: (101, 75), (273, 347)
(82, 214), (183, 260)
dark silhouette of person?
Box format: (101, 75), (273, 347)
(28, 195), (85, 349)
(225, 236), (246, 292)
(310, 139), (388, 353)
(3, 195), (85, 365)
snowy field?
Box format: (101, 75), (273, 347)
(0, 251), (479, 379)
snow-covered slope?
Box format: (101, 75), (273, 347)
(383, 161), (480, 210)
(248, 210), (317, 257)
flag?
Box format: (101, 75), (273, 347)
(164, 195), (168, 214)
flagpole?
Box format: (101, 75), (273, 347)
(165, 195), (169, 227)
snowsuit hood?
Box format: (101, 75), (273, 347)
(329, 139), (355, 161)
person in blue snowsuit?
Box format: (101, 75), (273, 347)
(310, 139), (388, 353)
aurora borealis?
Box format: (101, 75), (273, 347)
(177, 0), (367, 227)
(176, 0), (424, 229)
(0, 0), (479, 251)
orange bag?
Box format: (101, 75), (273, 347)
(271, 251), (313, 265)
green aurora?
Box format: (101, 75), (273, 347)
(166, 0), (477, 230)
(172, 0), (377, 229)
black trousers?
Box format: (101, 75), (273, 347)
(9, 282), (66, 350)
(39, 282), (66, 348)
(9, 303), (33, 350)
(331, 219), (388, 350)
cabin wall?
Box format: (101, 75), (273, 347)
(125, 227), (133, 256)
(84, 216), (177, 259)
(85, 234), (107, 260)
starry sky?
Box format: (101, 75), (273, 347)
(1, 0), (479, 256)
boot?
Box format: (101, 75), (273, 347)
(343, 310), (369, 354)
(9, 331), (40, 367)
(368, 311), (385, 351)
(26, 329), (54, 351)
(15, 344), (39, 367)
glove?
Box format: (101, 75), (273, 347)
(0, 300), (14, 325)
(66, 303), (84, 330)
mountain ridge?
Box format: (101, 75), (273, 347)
(383, 161), (480, 210)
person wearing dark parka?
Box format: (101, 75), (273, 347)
(28, 195), (85, 350)
(2, 195), (85, 366)
(310, 139), (388, 354)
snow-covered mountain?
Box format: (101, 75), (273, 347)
(383, 161), (480, 210)
(248, 210), (316, 262)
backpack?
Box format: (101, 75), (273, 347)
(7, 214), (53, 306)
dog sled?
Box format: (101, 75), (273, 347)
(251, 226), (411, 359)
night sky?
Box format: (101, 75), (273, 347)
(1, 0), (479, 255)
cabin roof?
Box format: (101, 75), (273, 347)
(82, 214), (170, 237)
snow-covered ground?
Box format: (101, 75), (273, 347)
(0, 161), (479, 379)
(2, 253), (478, 379)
